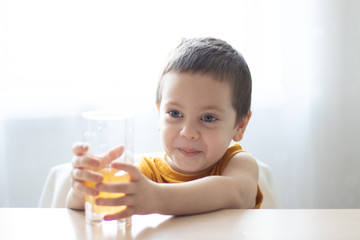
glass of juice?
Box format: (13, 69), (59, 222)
(82, 111), (133, 227)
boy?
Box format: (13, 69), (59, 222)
(66, 37), (263, 220)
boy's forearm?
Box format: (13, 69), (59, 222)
(155, 176), (248, 216)
(65, 175), (256, 216)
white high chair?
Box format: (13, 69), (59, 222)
(39, 153), (281, 208)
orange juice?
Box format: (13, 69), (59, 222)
(85, 168), (130, 217)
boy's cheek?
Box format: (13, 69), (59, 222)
(159, 126), (177, 142)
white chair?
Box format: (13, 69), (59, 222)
(39, 154), (281, 208)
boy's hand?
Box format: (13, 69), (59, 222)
(94, 161), (160, 220)
(70, 142), (124, 198)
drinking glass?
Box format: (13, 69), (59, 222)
(82, 111), (134, 227)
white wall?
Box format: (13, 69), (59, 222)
(0, 0), (359, 208)
(243, 0), (360, 208)
(306, 0), (360, 208)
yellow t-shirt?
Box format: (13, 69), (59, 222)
(137, 143), (263, 209)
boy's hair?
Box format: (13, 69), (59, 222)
(156, 37), (252, 124)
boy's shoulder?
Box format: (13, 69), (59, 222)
(223, 144), (259, 179)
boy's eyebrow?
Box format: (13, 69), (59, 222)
(163, 100), (179, 105)
(162, 101), (183, 108)
(200, 105), (226, 113)
(163, 101), (226, 113)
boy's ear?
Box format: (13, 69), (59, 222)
(233, 111), (252, 142)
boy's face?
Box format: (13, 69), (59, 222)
(158, 72), (249, 174)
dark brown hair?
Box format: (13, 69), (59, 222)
(156, 37), (252, 124)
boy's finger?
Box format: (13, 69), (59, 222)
(95, 181), (133, 194)
(72, 142), (89, 156)
(103, 207), (134, 220)
(96, 194), (134, 206)
(101, 146), (124, 165)
(111, 162), (141, 181)
(72, 155), (100, 169)
(72, 180), (99, 196)
(71, 168), (103, 182)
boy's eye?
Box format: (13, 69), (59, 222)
(201, 114), (217, 122)
(169, 110), (182, 118)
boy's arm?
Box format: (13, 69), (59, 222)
(97, 152), (259, 219)
(156, 152), (259, 215)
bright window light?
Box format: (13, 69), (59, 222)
(0, 0), (284, 117)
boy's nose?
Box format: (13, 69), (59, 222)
(180, 122), (200, 140)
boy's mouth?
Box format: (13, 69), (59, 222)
(178, 148), (201, 157)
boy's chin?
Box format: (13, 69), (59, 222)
(166, 156), (193, 173)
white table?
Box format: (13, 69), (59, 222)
(0, 208), (359, 239)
